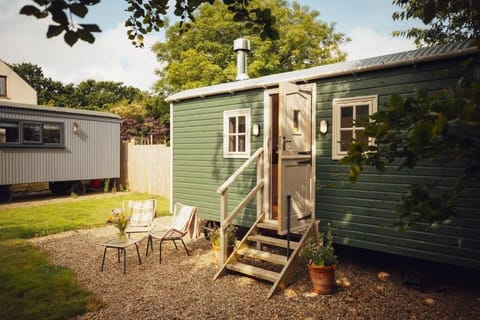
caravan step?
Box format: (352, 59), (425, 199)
(237, 247), (287, 265)
(257, 222), (278, 231)
(226, 261), (279, 283)
(247, 235), (298, 250)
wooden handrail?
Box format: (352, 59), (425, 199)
(217, 147), (264, 267)
(217, 147), (264, 194)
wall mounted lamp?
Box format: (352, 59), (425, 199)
(252, 123), (260, 136)
(73, 122), (79, 135)
(319, 120), (328, 134)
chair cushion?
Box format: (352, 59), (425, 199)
(129, 201), (155, 226)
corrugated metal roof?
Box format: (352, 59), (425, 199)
(0, 100), (121, 120)
(167, 41), (478, 102)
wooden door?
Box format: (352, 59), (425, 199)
(278, 82), (313, 234)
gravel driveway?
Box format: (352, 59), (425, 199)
(31, 217), (480, 320)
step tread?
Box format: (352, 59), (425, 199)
(248, 234), (299, 249)
(226, 261), (280, 283)
(237, 247), (287, 265)
(256, 222), (278, 231)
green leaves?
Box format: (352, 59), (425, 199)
(20, 0), (101, 46)
(392, 0), (480, 46)
(340, 53), (480, 231)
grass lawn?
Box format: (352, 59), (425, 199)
(0, 192), (169, 320)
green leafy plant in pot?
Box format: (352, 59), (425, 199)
(210, 226), (236, 266)
(301, 223), (338, 294)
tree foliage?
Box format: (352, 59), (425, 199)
(341, 0), (480, 230)
(20, 0), (279, 47)
(153, 0), (348, 93)
(392, 0), (480, 46)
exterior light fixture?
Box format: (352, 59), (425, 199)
(73, 122), (79, 134)
(319, 120), (328, 134)
(252, 123), (260, 136)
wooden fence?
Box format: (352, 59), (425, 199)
(120, 142), (170, 199)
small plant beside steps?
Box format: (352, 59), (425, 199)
(209, 226), (237, 267)
(301, 223), (338, 294)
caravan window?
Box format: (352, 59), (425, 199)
(0, 121), (19, 144)
(332, 95), (377, 160)
(223, 109), (250, 158)
(0, 119), (64, 147)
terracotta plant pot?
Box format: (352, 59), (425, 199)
(308, 264), (336, 294)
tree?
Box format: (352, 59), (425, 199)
(392, 0), (480, 47)
(70, 80), (145, 111)
(10, 62), (73, 106)
(19, 0), (279, 47)
(153, 0), (348, 93)
(341, 0), (480, 230)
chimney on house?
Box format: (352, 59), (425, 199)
(234, 38), (250, 81)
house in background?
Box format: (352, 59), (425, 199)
(0, 59), (37, 105)
(0, 59), (120, 202)
(167, 40), (479, 297)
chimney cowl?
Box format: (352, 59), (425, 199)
(234, 38), (251, 52)
(234, 38), (250, 81)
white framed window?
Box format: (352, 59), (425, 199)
(223, 108), (251, 158)
(332, 95), (377, 160)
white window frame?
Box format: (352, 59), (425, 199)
(223, 108), (251, 158)
(332, 95), (378, 160)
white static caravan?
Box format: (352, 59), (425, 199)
(0, 101), (121, 201)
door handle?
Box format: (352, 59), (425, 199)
(282, 136), (292, 151)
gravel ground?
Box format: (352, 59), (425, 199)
(31, 218), (480, 320)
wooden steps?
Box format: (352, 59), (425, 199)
(226, 261), (279, 282)
(247, 234), (298, 250)
(256, 222), (277, 231)
(236, 247), (287, 265)
(214, 215), (318, 298)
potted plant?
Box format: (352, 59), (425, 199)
(301, 223), (338, 294)
(210, 225), (236, 266)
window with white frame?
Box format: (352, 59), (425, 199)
(223, 109), (250, 158)
(332, 95), (377, 160)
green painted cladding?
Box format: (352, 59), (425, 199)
(314, 57), (480, 270)
(172, 90), (264, 227)
(172, 55), (480, 270)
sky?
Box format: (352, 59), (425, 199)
(0, 0), (423, 92)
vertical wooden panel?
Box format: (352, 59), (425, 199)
(120, 142), (170, 199)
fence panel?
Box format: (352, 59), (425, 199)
(120, 142), (170, 199)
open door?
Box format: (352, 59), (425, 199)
(278, 82), (314, 234)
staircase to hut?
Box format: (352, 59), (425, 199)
(214, 214), (317, 298)
(213, 147), (317, 298)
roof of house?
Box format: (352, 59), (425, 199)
(0, 100), (121, 120)
(166, 41), (478, 102)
